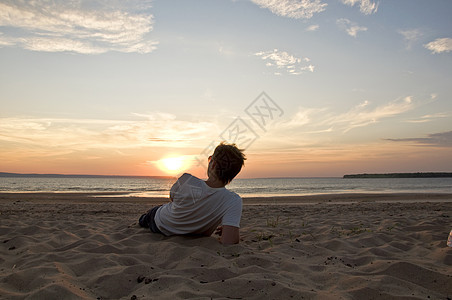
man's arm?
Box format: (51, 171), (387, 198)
(220, 225), (240, 245)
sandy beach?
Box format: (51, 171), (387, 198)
(1, 193), (451, 299)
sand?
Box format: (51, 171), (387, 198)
(1, 192), (451, 299)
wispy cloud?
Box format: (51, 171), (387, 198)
(306, 24), (319, 32)
(282, 96), (415, 134)
(424, 38), (452, 54)
(386, 131), (452, 147)
(250, 0), (327, 19)
(341, 0), (379, 15)
(255, 49), (314, 75)
(0, 32), (14, 46)
(405, 111), (450, 123)
(398, 29), (423, 50)
(336, 18), (367, 37)
(0, 114), (217, 154)
(0, 0), (157, 54)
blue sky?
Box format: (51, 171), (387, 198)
(0, 0), (451, 177)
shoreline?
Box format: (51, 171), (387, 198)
(1, 191), (451, 205)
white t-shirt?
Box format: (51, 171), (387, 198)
(154, 173), (242, 236)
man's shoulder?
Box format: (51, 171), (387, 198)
(179, 173), (193, 180)
(178, 173), (202, 185)
(222, 188), (242, 202)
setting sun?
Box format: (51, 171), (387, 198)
(156, 156), (191, 175)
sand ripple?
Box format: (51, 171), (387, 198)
(1, 196), (451, 299)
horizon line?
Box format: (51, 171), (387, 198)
(2, 171), (451, 180)
(0, 171), (341, 179)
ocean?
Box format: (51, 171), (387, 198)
(1, 175), (452, 197)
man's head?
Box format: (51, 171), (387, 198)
(208, 142), (246, 185)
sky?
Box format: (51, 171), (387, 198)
(0, 0), (451, 178)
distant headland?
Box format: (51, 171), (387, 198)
(343, 172), (452, 178)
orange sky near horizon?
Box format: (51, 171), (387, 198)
(1, 133), (451, 178)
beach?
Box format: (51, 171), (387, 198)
(1, 193), (451, 299)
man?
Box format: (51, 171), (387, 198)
(139, 142), (246, 244)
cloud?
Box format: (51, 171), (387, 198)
(250, 0), (327, 19)
(424, 38), (452, 54)
(398, 29), (423, 50)
(386, 131), (452, 147)
(341, 0), (378, 15)
(0, 32), (14, 46)
(321, 96), (414, 132)
(0, 114), (217, 154)
(306, 24), (319, 31)
(282, 96), (415, 133)
(255, 49), (315, 75)
(405, 112), (450, 124)
(336, 18), (367, 37)
(0, 0), (157, 54)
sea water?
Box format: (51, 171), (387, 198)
(1, 175), (452, 197)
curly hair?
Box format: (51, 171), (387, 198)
(211, 142), (246, 184)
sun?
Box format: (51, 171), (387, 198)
(162, 157), (183, 171)
(157, 156), (189, 175)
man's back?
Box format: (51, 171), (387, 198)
(154, 173), (242, 236)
